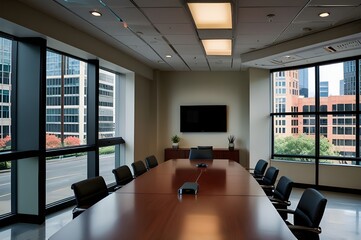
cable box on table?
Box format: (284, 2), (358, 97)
(178, 182), (199, 195)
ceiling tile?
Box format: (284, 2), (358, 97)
(164, 35), (199, 45)
(237, 0), (309, 7)
(173, 44), (204, 55)
(133, 0), (183, 7)
(237, 7), (302, 23)
(142, 8), (191, 24)
(308, 0), (361, 7)
(236, 22), (288, 35)
(155, 23), (195, 35)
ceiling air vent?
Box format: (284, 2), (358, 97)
(324, 40), (361, 52)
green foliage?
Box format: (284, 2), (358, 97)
(274, 134), (338, 162)
(99, 146), (115, 155)
(228, 135), (235, 143)
(171, 135), (180, 143)
(0, 161), (10, 170)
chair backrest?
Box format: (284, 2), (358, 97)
(254, 159), (268, 176)
(273, 176), (293, 202)
(71, 176), (108, 208)
(262, 166), (279, 186)
(112, 165), (133, 186)
(131, 160), (147, 177)
(189, 148), (213, 159)
(197, 146), (213, 150)
(145, 155), (158, 169)
(294, 188), (327, 228)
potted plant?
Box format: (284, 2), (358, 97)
(228, 135), (235, 150)
(171, 135), (181, 149)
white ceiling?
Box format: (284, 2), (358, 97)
(15, 0), (361, 71)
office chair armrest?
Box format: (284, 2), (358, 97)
(276, 208), (295, 215)
(260, 185), (274, 189)
(288, 225), (322, 234)
(269, 197), (291, 206)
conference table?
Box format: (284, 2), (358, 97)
(50, 159), (296, 240)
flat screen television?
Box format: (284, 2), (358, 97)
(180, 105), (227, 132)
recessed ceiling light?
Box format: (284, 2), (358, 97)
(90, 10), (102, 17)
(165, 55), (172, 58)
(319, 12), (330, 18)
(201, 39), (232, 56)
(188, 3), (232, 29)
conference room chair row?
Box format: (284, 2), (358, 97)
(71, 155), (159, 218)
(251, 159), (328, 240)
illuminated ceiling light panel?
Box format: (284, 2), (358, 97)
(202, 39), (232, 56)
(188, 3), (232, 29)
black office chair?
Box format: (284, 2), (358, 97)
(112, 165), (133, 189)
(269, 176), (293, 219)
(189, 148), (213, 159)
(249, 159), (268, 178)
(71, 176), (109, 218)
(277, 188), (327, 240)
(131, 160), (147, 177)
(256, 166), (279, 195)
(197, 146), (213, 150)
(145, 155), (158, 169)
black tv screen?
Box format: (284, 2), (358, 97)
(180, 105), (227, 132)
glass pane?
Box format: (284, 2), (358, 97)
(46, 51), (87, 149)
(272, 67), (315, 113)
(323, 114), (356, 159)
(274, 114), (315, 157)
(0, 37), (12, 151)
(0, 162), (11, 215)
(320, 61), (355, 111)
(46, 153), (87, 205)
(99, 69), (116, 139)
(99, 146), (116, 185)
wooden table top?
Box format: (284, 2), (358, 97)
(50, 159), (296, 240)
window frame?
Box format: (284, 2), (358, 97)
(271, 57), (361, 168)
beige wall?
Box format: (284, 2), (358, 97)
(249, 68), (271, 169)
(156, 71), (250, 165)
(134, 74), (158, 162)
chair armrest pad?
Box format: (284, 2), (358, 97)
(260, 185), (274, 189)
(276, 209), (295, 214)
(269, 197), (291, 206)
(288, 225), (322, 234)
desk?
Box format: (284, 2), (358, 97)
(50, 159), (295, 240)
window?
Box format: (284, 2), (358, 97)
(272, 60), (360, 165)
(46, 50), (88, 205)
(0, 37), (12, 147)
(46, 51), (87, 149)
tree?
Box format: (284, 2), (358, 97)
(46, 134), (61, 149)
(0, 135), (11, 150)
(274, 134), (338, 162)
(64, 136), (81, 146)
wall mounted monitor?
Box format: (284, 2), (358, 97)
(180, 105), (227, 132)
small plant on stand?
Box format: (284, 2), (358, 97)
(171, 135), (181, 149)
(228, 135), (235, 150)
